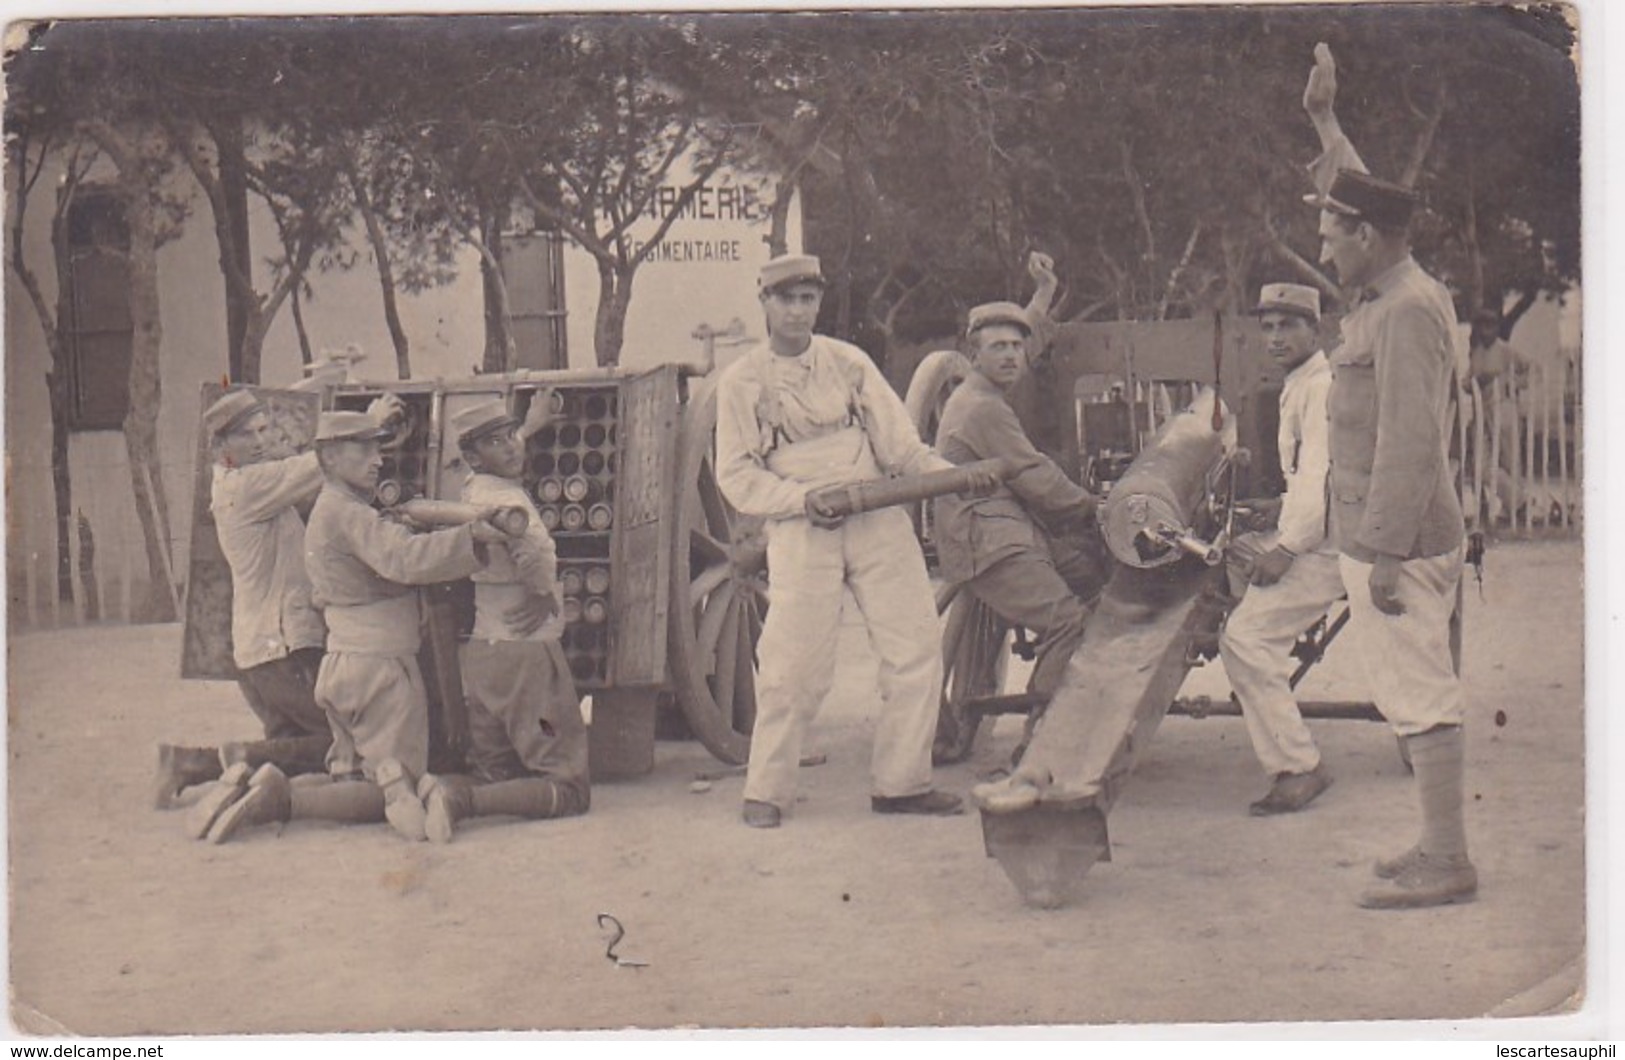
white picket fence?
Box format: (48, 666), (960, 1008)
(1457, 350), (1581, 536)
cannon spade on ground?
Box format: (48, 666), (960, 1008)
(970, 387), (1237, 908)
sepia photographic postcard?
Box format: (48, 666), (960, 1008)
(2, 0), (1613, 1043)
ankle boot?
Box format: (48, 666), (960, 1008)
(207, 765), (293, 844)
(155, 744), (224, 809)
(374, 759), (428, 841)
(419, 774), (477, 843)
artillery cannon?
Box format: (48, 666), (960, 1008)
(903, 317), (1466, 908)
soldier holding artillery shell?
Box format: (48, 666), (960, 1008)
(716, 253), (1000, 829)
(208, 410), (514, 843)
(171, 388), (401, 840)
(413, 396), (592, 842)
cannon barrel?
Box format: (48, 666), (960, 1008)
(804, 458), (1021, 519)
(1099, 388), (1234, 569)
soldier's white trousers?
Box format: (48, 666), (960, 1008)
(1219, 550), (1346, 777)
(745, 507), (942, 809)
(1340, 546), (1466, 736)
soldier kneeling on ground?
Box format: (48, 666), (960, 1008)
(416, 397), (591, 842)
(208, 410), (510, 843)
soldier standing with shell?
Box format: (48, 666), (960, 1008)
(716, 254), (996, 828)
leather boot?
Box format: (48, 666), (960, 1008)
(473, 776), (588, 820)
(375, 758), (428, 842)
(419, 774), (477, 843)
(184, 762), (253, 840)
(155, 744), (224, 809)
(221, 735), (331, 777)
(289, 779), (387, 823)
(207, 764), (293, 844)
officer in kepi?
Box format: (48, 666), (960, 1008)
(1304, 41), (1475, 909)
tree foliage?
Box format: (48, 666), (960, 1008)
(7, 5), (1580, 370)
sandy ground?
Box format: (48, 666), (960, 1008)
(6, 540), (1590, 1035)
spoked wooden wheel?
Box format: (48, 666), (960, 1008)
(668, 377), (767, 765)
(933, 581), (1011, 764)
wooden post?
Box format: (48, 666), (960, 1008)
(1558, 358), (1571, 528)
(139, 461), (183, 620)
(1523, 372), (1535, 533)
(1489, 382), (1504, 529)
(25, 546), (38, 630)
(1540, 362), (1552, 526)
(49, 542), (60, 628)
(66, 489), (83, 626)
(1573, 357), (1583, 526)
(1471, 380), (1487, 527)
(120, 530), (134, 623)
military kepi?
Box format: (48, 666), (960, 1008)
(1255, 283), (1321, 322)
(966, 301), (1033, 337)
(315, 410), (392, 444)
(1304, 168), (1420, 229)
(452, 399), (520, 448)
(758, 253), (825, 293)
(204, 389), (265, 438)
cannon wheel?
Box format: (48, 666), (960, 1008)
(933, 581), (1011, 764)
(668, 376), (767, 765)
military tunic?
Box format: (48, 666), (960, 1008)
(304, 483), (487, 781)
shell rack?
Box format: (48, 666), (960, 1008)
(331, 382), (628, 692)
(523, 385), (618, 689)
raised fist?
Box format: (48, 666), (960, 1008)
(366, 393), (407, 431)
(1026, 250), (1057, 286)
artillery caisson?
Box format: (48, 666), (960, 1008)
(183, 366), (772, 780)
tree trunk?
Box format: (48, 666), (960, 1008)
(768, 179), (796, 258)
(76, 510), (99, 622)
(46, 371), (74, 605)
(290, 283), (314, 367)
(348, 161), (411, 378)
(239, 308), (270, 387)
(214, 119), (254, 383)
(1464, 152), (1485, 316)
(119, 173), (176, 622)
(47, 199), (77, 606)
(478, 203), (514, 374)
(592, 262), (633, 368)
(1218, 228), (1253, 319)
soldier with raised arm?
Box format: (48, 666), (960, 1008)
(169, 389), (399, 840)
(1302, 43), (1475, 908)
(207, 410), (511, 843)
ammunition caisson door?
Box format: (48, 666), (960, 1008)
(180, 382), (320, 680)
(609, 366), (679, 686)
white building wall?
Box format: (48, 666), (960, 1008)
(6, 149), (797, 628)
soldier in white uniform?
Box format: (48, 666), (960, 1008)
(716, 254), (995, 828)
(1219, 284), (1342, 815)
(417, 398), (591, 842)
